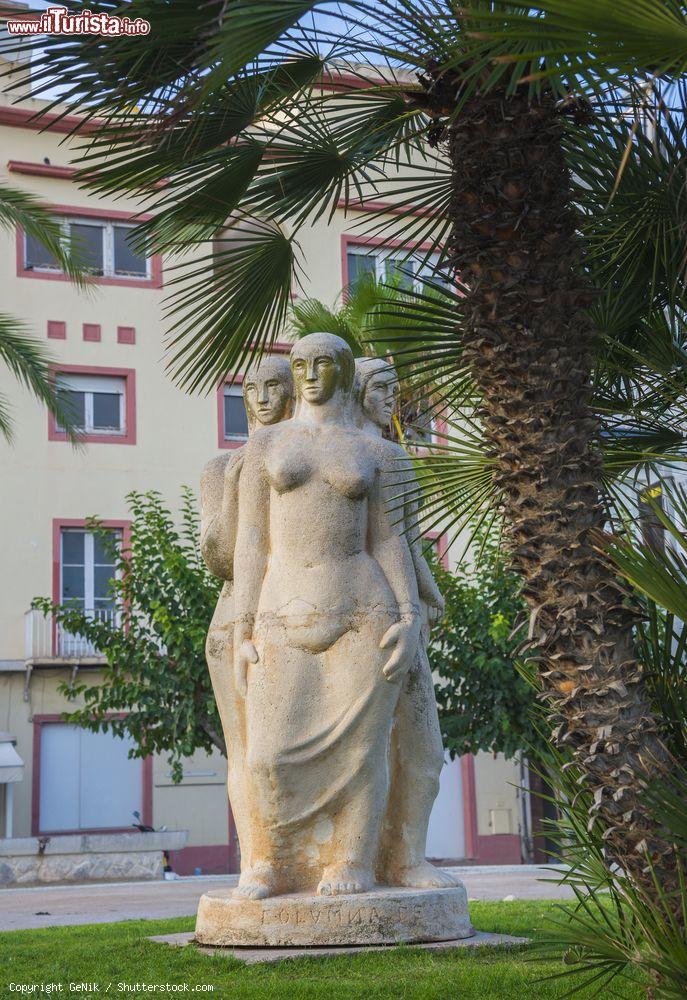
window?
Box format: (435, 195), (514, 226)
(346, 244), (448, 294)
(56, 373), (126, 436)
(25, 218), (149, 279)
(38, 723), (142, 833)
(223, 384), (249, 441)
(60, 527), (120, 617)
(25, 231), (60, 270)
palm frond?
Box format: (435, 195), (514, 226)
(163, 217), (300, 391)
(0, 316), (81, 444)
(455, 1), (687, 96)
(0, 183), (89, 287)
(605, 479), (687, 622)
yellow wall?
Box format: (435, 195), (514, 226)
(0, 93), (521, 858)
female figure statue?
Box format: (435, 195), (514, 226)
(200, 357), (294, 882)
(232, 333), (421, 899)
(354, 357), (456, 889)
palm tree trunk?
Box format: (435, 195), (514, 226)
(432, 81), (676, 888)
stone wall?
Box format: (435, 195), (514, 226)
(0, 830), (187, 885)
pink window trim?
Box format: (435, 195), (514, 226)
(31, 712), (152, 837)
(48, 364), (137, 445)
(117, 326), (136, 345)
(82, 323), (101, 343)
(461, 755), (479, 860)
(215, 342), (293, 450)
(336, 198), (440, 220)
(8, 160), (77, 180)
(340, 234), (439, 292)
(52, 516), (131, 606)
(425, 530), (450, 570)
(16, 202), (163, 289)
(0, 105), (95, 135)
(51, 517), (131, 659)
(47, 320), (66, 340)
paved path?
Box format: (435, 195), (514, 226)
(0, 866), (573, 932)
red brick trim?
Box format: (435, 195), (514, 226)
(168, 844), (234, 876)
(337, 198), (440, 220)
(461, 755), (479, 860)
(141, 756), (153, 828)
(475, 834), (522, 865)
(0, 105), (98, 135)
(82, 323), (101, 343)
(31, 711), (150, 836)
(8, 160), (77, 180)
(47, 320), (66, 340)
(48, 364), (137, 445)
(117, 326), (136, 345)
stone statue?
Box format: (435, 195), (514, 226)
(353, 357), (456, 889)
(200, 356), (294, 878)
(196, 337), (472, 948)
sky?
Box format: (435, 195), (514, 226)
(1, 2), (378, 102)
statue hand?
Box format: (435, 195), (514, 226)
(235, 639), (259, 698)
(428, 593), (445, 625)
(380, 618), (420, 683)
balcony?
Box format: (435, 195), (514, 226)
(25, 608), (117, 662)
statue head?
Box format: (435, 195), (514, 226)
(243, 355), (294, 432)
(290, 332), (355, 406)
(354, 357), (400, 432)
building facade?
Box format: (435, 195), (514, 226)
(0, 71), (527, 873)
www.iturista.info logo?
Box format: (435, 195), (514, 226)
(6, 6), (151, 35)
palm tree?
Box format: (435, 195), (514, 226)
(0, 183), (86, 441)
(13, 0), (687, 891)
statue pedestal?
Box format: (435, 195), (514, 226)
(195, 884), (473, 947)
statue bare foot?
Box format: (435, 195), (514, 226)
(396, 861), (459, 889)
(317, 864), (373, 896)
(233, 862), (278, 900)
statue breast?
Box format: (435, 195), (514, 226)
(267, 432), (376, 501)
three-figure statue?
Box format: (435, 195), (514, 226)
(197, 335), (470, 947)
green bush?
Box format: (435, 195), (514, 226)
(428, 540), (537, 759)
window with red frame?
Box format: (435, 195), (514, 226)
(38, 722), (142, 833)
(25, 217), (149, 279)
(346, 244), (449, 294)
(222, 383), (250, 442)
(56, 372), (127, 437)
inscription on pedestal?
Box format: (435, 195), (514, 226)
(196, 885), (474, 948)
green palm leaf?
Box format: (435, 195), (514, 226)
(0, 183), (89, 286)
(606, 479), (687, 621)
(163, 218), (299, 391)
(456, 1), (687, 94)
(0, 317), (81, 444)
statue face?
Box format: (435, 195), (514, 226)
(243, 371), (291, 426)
(363, 371), (400, 429)
(291, 351), (342, 405)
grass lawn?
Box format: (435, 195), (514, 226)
(0, 900), (644, 999)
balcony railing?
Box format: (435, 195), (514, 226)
(25, 607), (117, 660)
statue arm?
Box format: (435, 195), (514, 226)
(370, 461), (421, 683)
(403, 480), (445, 621)
(200, 453), (242, 580)
(232, 438), (270, 696)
